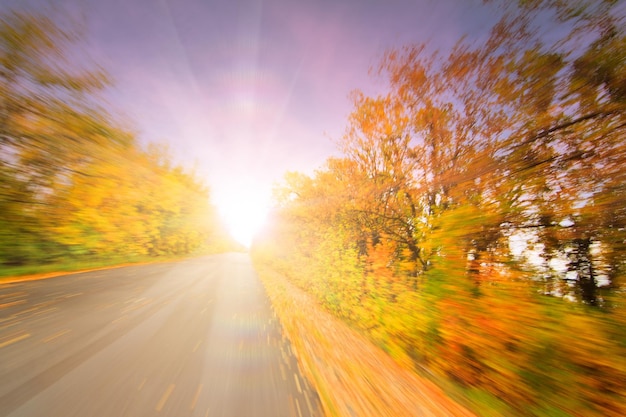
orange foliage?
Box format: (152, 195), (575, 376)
(254, 1), (626, 415)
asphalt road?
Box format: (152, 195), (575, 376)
(0, 253), (323, 417)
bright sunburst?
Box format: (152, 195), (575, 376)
(215, 183), (270, 248)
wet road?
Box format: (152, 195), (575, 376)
(0, 253), (322, 417)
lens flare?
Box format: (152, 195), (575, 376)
(215, 183), (270, 247)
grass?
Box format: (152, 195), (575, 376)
(0, 246), (231, 282)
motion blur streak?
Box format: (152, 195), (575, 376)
(2, 1), (626, 417)
(0, 11), (237, 271)
(252, 1), (626, 416)
(0, 254), (322, 416)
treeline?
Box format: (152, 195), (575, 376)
(0, 11), (224, 268)
(254, 1), (626, 416)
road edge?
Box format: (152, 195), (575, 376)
(0, 253), (225, 285)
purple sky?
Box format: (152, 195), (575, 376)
(3, 0), (500, 235)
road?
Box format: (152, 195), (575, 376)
(0, 253), (322, 417)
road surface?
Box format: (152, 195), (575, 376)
(0, 253), (322, 417)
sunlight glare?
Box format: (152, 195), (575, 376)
(215, 183), (270, 248)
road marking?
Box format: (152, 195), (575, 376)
(43, 329), (71, 343)
(112, 315), (127, 324)
(279, 363), (287, 381)
(193, 341), (202, 352)
(294, 373), (302, 394)
(155, 384), (175, 412)
(0, 333), (30, 348)
(190, 384), (203, 410)
(138, 378), (147, 391)
(295, 397), (303, 417)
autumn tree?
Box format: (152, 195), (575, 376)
(0, 10), (120, 265)
(0, 9), (222, 267)
(255, 0), (626, 414)
(485, 0), (626, 305)
(343, 0), (626, 304)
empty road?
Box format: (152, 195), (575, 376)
(0, 253), (322, 417)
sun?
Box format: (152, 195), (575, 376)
(215, 183), (270, 248)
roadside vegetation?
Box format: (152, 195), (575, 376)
(253, 1), (626, 415)
(0, 10), (234, 279)
(2, 1), (625, 415)
(254, 261), (477, 417)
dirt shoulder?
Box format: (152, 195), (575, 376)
(254, 263), (476, 417)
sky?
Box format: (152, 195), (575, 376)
(2, 0), (500, 244)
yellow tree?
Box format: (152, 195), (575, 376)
(0, 10), (121, 265)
